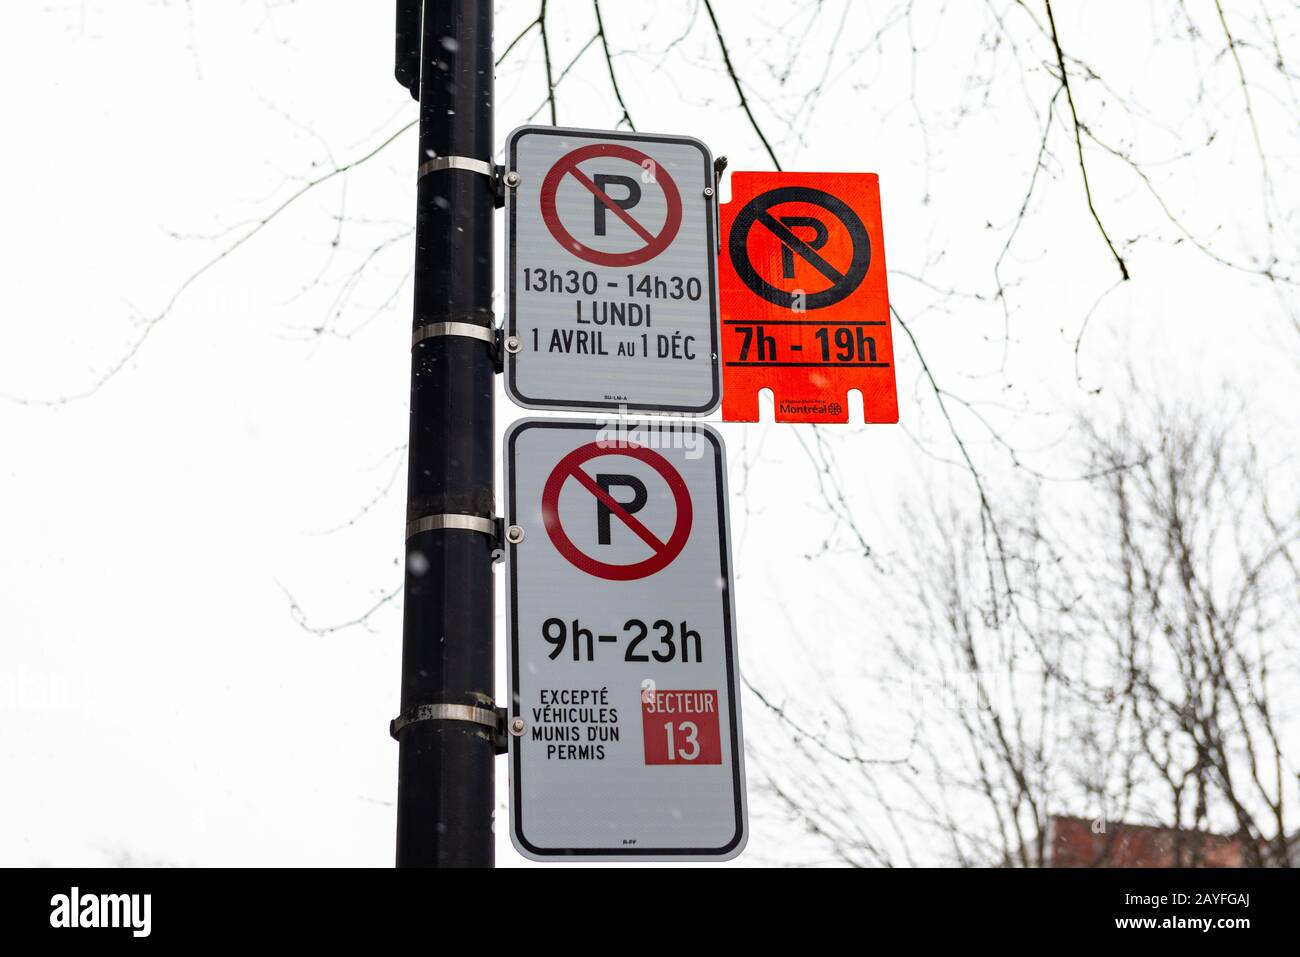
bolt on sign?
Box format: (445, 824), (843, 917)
(505, 126), (721, 414)
(504, 418), (746, 861)
(719, 172), (898, 423)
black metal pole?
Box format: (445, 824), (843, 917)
(394, 0), (421, 99)
(394, 0), (496, 868)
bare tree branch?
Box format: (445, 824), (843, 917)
(702, 0), (783, 170)
(593, 0), (636, 130)
(5, 118), (418, 406)
(539, 0), (558, 125)
(1043, 0), (1130, 281)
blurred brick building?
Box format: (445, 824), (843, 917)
(1047, 815), (1249, 867)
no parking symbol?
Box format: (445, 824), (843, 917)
(541, 441), (692, 581)
(539, 143), (683, 267)
(728, 185), (871, 310)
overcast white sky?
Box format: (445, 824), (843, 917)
(1, 1), (1296, 866)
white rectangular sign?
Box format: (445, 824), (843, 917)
(504, 418), (746, 861)
(504, 126), (721, 414)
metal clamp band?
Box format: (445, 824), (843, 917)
(405, 513), (496, 539)
(390, 703), (500, 739)
(412, 321), (495, 348)
(417, 155), (494, 179)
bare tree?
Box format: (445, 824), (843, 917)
(757, 385), (1299, 866)
(1074, 392), (1299, 866)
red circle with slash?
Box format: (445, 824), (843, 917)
(541, 442), (692, 581)
(539, 144), (683, 267)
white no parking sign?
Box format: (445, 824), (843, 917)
(504, 126), (721, 414)
(504, 418), (746, 861)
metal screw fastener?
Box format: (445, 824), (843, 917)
(504, 335), (521, 354)
(509, 717), (526, 736)
(703, 186), (715, 197)
(504, 170), (521, 188)
(505, 524), (525, 544)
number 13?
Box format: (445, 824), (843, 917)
(664, 721), (700, 761)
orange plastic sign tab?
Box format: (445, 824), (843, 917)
(719, 172), (897, 423)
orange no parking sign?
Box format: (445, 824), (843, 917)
(719, 172), (897, 424)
